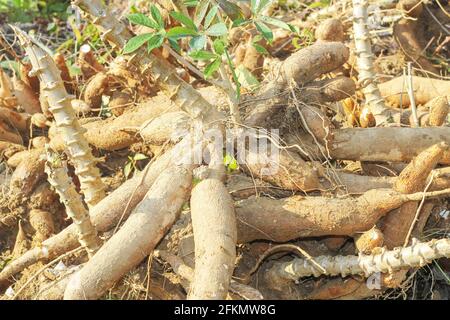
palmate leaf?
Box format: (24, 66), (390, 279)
(217, 0), (243, 20)
(189, 50), (217, 60)
(260, 16), (294, 32)
(150, 4), (165, 29)
(167, 26), (198, 38)
(147, 34), (165, 53)
(123, 33), (154, 54)
(254, 21), (273, 43)
(127, 13), (159, 30)
(251, 0), (272, 15)
(204, 58), (221, 78)
(190, 35), (207, 50)
(205, 23), (227, 37)
(170, 11), (197, 30)
(204, 4), (218, 29)
(194, 0), (210, 27)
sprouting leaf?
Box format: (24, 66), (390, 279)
(194, 0), (210, 27)
(217, 0), (243, 20)
(205, 22), (227, 36)
(254, 21), (273, 43)
(189, 35), (207, 50)
(124, 161), (133, 179)
(123, 33), (154, 54)
(204, 58), (221, 78)
(127, 13), (159, 29)
(204, 5), (218, 29)
(133, 153), (148, 161)
(170, 11), (197, 30)
(150, 4), (165, 29)
(189, 50), (217, 60)
(213, 38), (226, 55)
(147, 34), (164, 53)
(260, 16), (292, 32)
(167, 26), (198, 38)
(223, 153), (239, 171)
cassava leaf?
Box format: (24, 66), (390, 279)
(204, 58), (221, 78)
(170, 11), (197, 30)
(205, 22), (227, 36)
(123, 33), (154, 54)
(127, 13), (159, 29)
(167, 26), (198, 38)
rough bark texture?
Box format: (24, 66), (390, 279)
(266, 238), (450, 281)
(0, 148), (174, 287)
(63, 165), (192, 300)
(245, 41), (349, 127)
(45, 146), (101, 257)
(352, 0), (388, 119)
(188, 179), (237, 300)
(379, 76), (450, 107)
(14, 27), (106, 207)
(235, 188), (449, 243)
(381, 143), (447, 249)
(330, 127), (450, 164)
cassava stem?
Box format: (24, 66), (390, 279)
(44, 146), (101, 257)
(266, 238), (450, 281)
(72, 0), (224, 126)
(13, 26), (106, 207)
(352, 0), (388, 121)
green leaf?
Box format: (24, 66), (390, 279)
(194, 0), (209, 27)
(204, 5), (218, 29)
(170, 11), (197, 30)
(213, 39), (226, 55)
(168, 38), (181, 52)
(223, 153), (239, 171)
(260, 16), (292, 32)
(205, 22), (227, 36)
(189, 35), (206, 50)
(127, 13), (159, 29)
(167, 26), (198, 38)
(236, 65), (260, 91)
(231, 17), (251, 28)
(184, 0), (199, 6)
(251, 0), (271, 15)
(150, 4), (164, 29)
(252, 42), (268, 54)
(189, 50), (217, 60)
(147, 34), (164, 53)
(133, 153), (148, 161)
(308, 0), (331, 9)
(217, 0), (243, 20)
(123, 33), (154, 54)
(254, 21), (273, 43)
(204, 58), (221, 78)
(124, 161), (133, 179)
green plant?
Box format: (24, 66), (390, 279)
(124, 153), (148, 179)
(223, 152), (239, 172)
(123, 0), (298, 98)
(0, 0), (69, 22)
